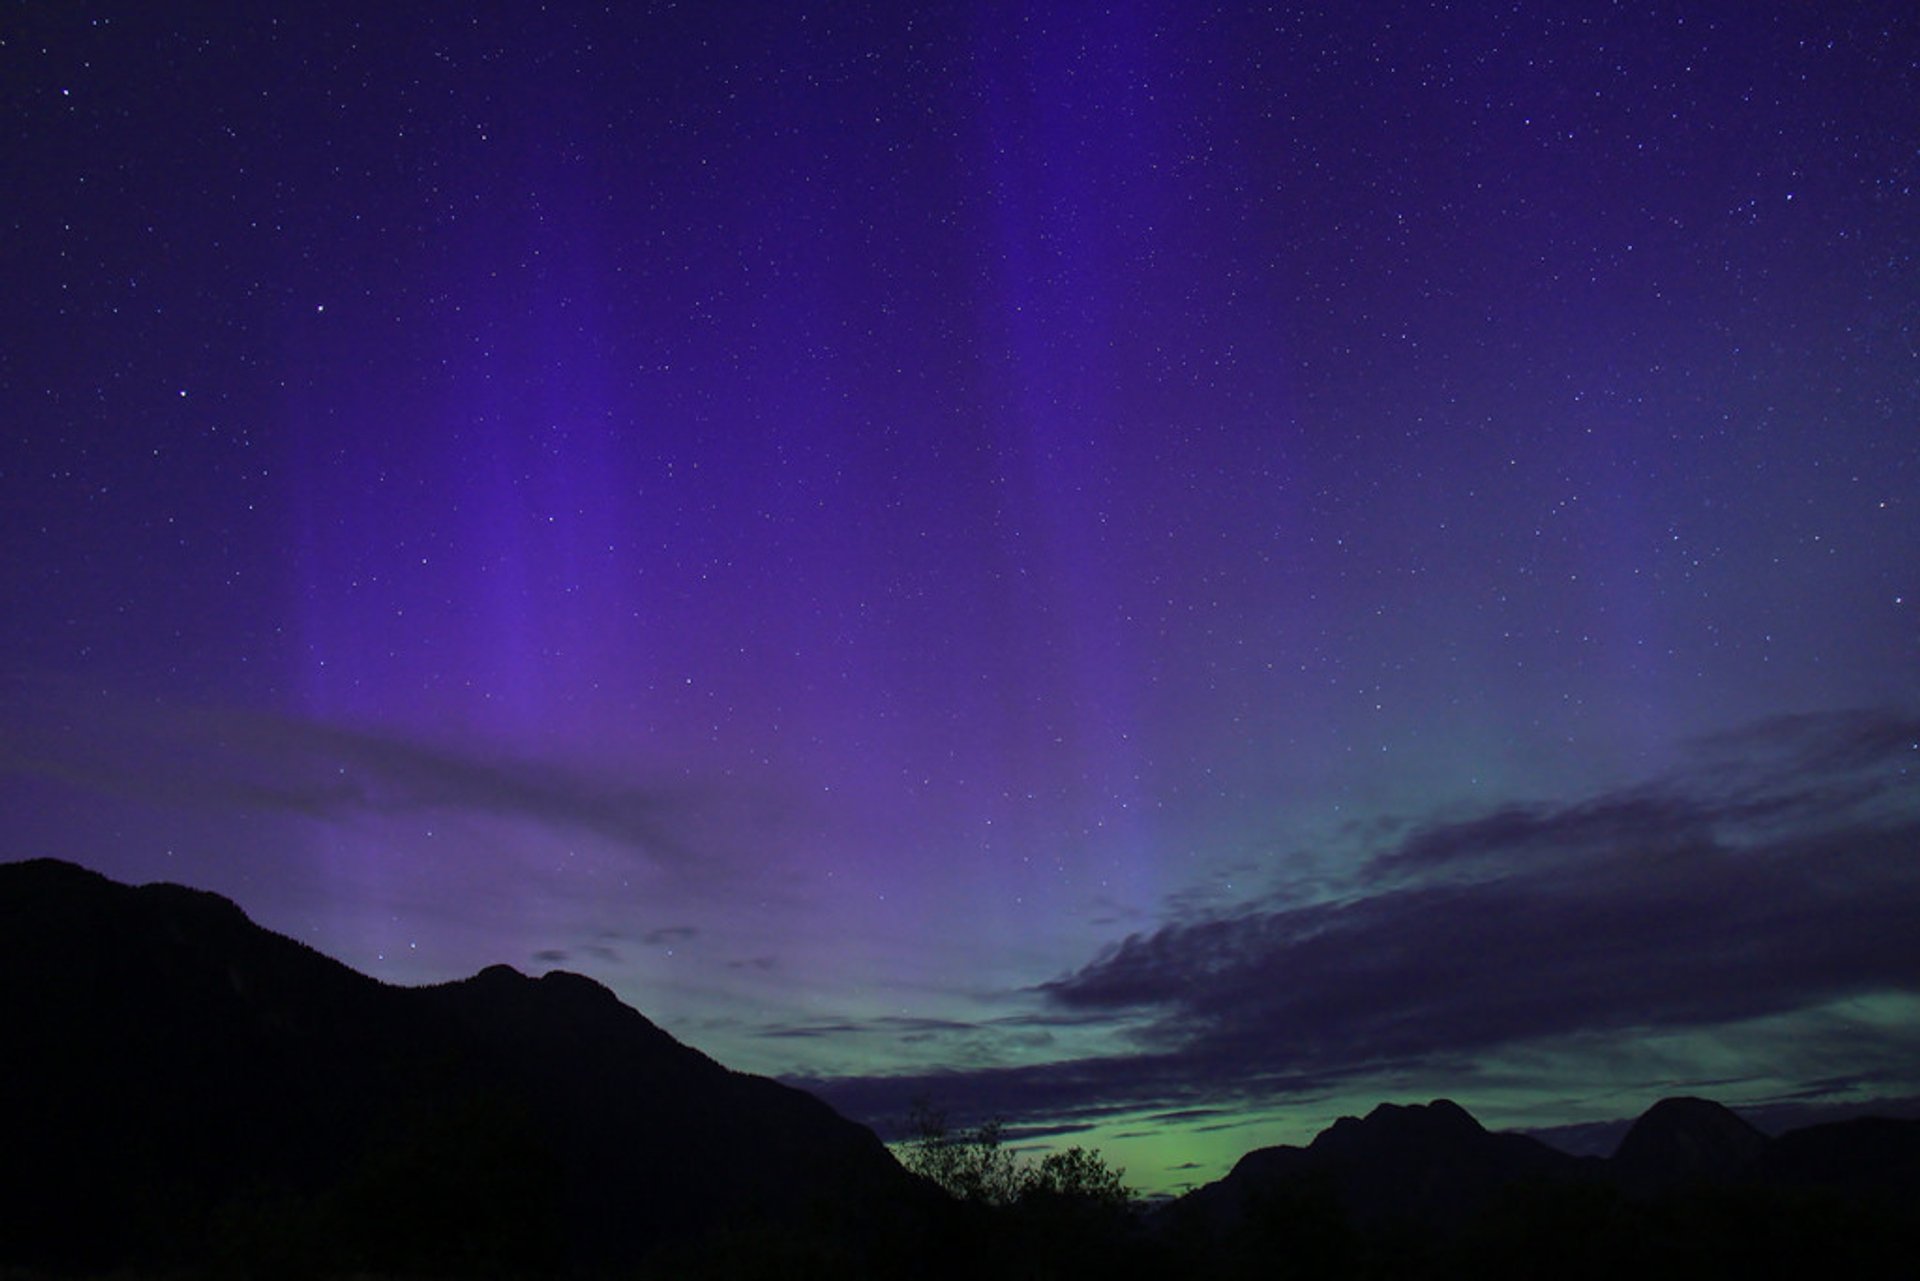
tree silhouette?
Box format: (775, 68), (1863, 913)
(900, 1097), (1131, 1213)
(1022, 1145), (1132, 1212)
(900, 1098), (1026, 1206)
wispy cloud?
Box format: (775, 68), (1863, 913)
(762, 1014), (983, 1040)
(0, 683), (735, 869)
(641, 926), (699, 947)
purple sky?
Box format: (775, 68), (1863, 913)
(4, 2), (1917, 1193)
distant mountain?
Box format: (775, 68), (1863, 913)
(1608, 1095), (1769, 1193)
(0, 858), (940, 1276)
(1164, 1095), (1920, 1278)
(1170, 1099), (1592, 1234)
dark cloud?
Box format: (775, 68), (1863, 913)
(1365, 711), (1919, 890)
(1047, 826), (1919, 1076)
(535, 941), (621, 967)
(804, 710), (1920, 1134)
(1145, 1107), (1243, 1126)
(1369, 792), (1706, 883)
(1054, 820), (1919, 1035)
(763, 1022), (865, 1040)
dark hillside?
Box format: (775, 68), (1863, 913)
(0, 858), (937, 1276)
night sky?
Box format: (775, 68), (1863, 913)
(4, 2), (1918, 1194)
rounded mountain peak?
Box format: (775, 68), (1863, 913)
(1612, 1096), (1767, 1188)
(1312, 1098), (1486, 1156)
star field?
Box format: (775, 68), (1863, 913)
(3, 2), (1917, 1194)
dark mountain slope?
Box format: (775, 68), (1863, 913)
(0, 858), (936, 1276)
(1756, 1114), (1920, 1203)
(414, 961), (930, 1267)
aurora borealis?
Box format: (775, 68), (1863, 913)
(4, 2), (1917, 1193)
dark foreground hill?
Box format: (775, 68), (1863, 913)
(0, 858), (945, 1277)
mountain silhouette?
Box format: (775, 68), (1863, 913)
(1169, 1099), (1591, 1235)
(0, 858), (939, 1276)
(1164, 1094), (1920, 1278)
(1609, 1094), (1769, 1193)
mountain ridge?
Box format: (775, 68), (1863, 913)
(0, 857), (940, 1276)
(1166, 1091), (1920, 1239)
